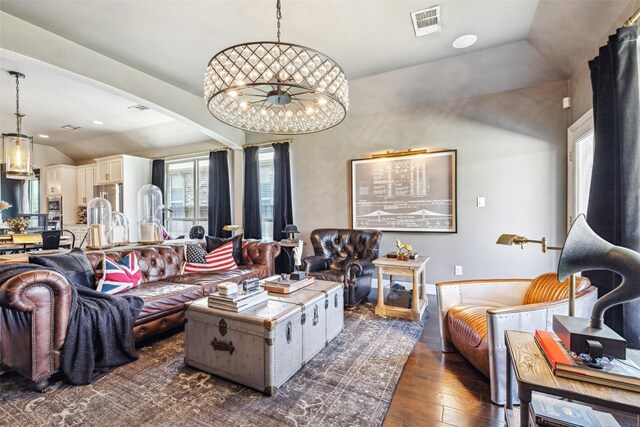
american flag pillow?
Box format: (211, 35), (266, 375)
(183, 241), (238, 273)
(95, 252), (143, 294)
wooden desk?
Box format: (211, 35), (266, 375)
(373, 256), (429, 321)
(505, 330), (640, 426)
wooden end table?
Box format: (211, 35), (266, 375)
(505, 330), (640, 427)
(373, 256), (430, 321)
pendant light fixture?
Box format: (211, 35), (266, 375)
(2, 71), (34, 180)
(204, 0), (349, 135)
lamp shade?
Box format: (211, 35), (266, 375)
(2, 133), (33, 179)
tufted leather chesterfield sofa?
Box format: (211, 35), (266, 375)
(301, 229), (382, 308)
(0, 240), (279, 390)
(436, 273), (597, 405)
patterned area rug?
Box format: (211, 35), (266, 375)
(0, 304), (428, 427)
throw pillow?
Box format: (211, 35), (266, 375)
(184, 241), (238, 273)
(186, 244), (207, 264)
(206, 234), (243, 265)
(95, 252), (143, 295)
(29, 248), (95, 289)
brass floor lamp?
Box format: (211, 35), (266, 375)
(496, 234), (577, 316)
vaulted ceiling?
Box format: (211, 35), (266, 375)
(0, 0), (635, 160)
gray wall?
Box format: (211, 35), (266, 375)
(246, 80), (569, 284)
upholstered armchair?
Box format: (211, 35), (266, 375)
(301, 229), (382, 308)
(436, 273), (598, 405)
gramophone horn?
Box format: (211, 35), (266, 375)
(558, 214), (640, 328)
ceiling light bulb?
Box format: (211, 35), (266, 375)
(453, 34), (478, 49)
(318, 98), (328, 105)
(305, 106), (314, 114)
(228, 90), (239, 98)
(92, 120), (104, 125)
(240, 101), (248, 109)
(38, 134), (49, 138)
(285, 110), (293, 117)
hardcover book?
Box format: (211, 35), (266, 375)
(530, 395), (602, 427)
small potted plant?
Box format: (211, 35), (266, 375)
(6, 217), (30, 234)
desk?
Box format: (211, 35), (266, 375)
(505, 330), (640, 426)
(373, 256), (429, 321)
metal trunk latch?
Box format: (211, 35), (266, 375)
(211, 337), (235, 355)
(301, 312), (307, 325)
(286, 321), (292, 344)
(313, 305), (319, 326)
(324, 299), (329, 309)
(219, 318), (228, 336)
(334, 293), (339, 308)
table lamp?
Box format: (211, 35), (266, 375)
(496, 232), (576, 316)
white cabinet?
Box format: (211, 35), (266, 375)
(44, 165), (78, 224)
(76, 165), (96, 206)
(96, 157), (123, 184)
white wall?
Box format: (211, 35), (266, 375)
(245, 80), (569, 284)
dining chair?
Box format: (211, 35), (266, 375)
(41, 230), (62, 250)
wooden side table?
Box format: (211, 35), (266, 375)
(373, 256), (430, 321)
(505, 330), (640, 427)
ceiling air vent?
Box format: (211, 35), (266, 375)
(61, 124), (81, 130)
(128, 104), (149, 111)
(410, 6), (441, 37)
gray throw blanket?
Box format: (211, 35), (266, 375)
(0, 264), (144, 385)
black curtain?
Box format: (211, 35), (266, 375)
(586, 25), (640, 348)
(151, 159), (165, 200)
(1, 165), (21, 220)
(243, 146), (262, 239)
(151, 159), (165, 224)
(272, 142), (293, 273)
(272, 142), (293, 242)
(208, 150), (232, 238)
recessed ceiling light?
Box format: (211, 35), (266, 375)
(453, 34), (478, 49)
(92, 120), (104, 125)
(38, 134), (49, 138)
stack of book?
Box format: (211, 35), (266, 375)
(535, 329), (640, 393)
(208, 288), (268, 312)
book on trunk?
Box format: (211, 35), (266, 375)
(534, 329), (640, 393)
(530, 395), (605, 427)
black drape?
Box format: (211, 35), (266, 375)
(208, 150), (231, 238)
(243, 146), (262, 239)
(151, 159), (165, 200)
(272, 142), (293, 273)
(586, 25), (640, 348)
(1, 165), (21, 220)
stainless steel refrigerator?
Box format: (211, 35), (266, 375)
(94, 183), (123, 212)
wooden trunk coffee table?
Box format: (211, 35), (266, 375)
(373, 256), (429, 321)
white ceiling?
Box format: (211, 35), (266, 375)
(0, 0), (635, 159)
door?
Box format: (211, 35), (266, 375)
(567, 110), (595, 229)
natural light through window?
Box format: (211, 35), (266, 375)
(259, 147), (275, 241)
(165, 157), (208, 236)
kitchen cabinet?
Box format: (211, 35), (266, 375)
(43, 164), (78, 224)
(77, 165), (96, 206)
(96, 157), (123, 184)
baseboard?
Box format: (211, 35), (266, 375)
(372, 278), (436, 296)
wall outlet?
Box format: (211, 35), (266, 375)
(454, 265), (463, 276)
(477, 196), (486, 207)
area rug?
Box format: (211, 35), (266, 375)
(0, 304), (428, 427)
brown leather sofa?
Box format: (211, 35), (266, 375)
(0, 240), (280, 390)
(301, 229), (382, 308)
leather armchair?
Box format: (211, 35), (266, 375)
(301, 229), (382, 308)
(436, 273), (598, 405)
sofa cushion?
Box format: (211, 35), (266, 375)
(119, 281), (203, 320)
(447, 305), (494, 377)
(29, 248), (95, 289)
(206, 234), (243, 265)
(523, 273), (582, 305)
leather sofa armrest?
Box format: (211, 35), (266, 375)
(242, 240), (281, 277)
(301, 255), (329, 273)
(344, 259), (374, 280)
(0, 269), (74, 381)
(436, 279), (532, 353)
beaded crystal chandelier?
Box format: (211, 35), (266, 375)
(204, 0), (349, 135)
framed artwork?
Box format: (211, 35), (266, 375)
(351, 150), (457, 233)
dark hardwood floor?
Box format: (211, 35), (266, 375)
(383, 297), (640, 427)
(383, 298), (505, 427)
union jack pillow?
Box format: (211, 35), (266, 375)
(95, 252), (143, 294)
(183, 241), (238, 273)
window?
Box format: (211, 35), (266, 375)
(567, 110), (595, 229)
(258, 147), (275, 240)
(165, 157), (208, 236)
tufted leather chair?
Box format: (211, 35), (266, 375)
(436, 273), (598, 405)
(301, 229), (382, 308)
